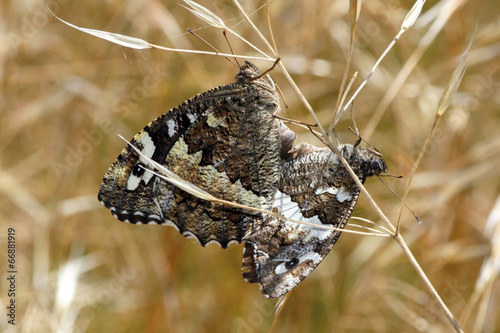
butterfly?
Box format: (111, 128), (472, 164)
(98, 61), (282, 248)
(98, 61), (386, 297)
(242, 141), (386, 297)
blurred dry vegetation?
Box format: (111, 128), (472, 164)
(2, 0), (500, 332)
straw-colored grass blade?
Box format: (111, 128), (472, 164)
(182, 0), (227, 29)
(401, 0), (426, 32)
(51, 12), (152, 50)
(437, 32), (473, 116)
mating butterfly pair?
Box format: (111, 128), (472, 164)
(98, 62), (386, 298)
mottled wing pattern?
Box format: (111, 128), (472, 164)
(242, 143), (386, 297)
(98, 62), (282, 248)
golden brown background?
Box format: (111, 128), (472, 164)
(3, 0), (500, 332)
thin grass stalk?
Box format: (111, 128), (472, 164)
(363, 0), (467, 140)
(395, 233), (464, 332)
(333, 0), (426, 127)
(328, 0), (360, 134)
(395, 116), (441, 235)
(231, 0), (279, 59)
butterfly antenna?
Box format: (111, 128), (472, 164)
(187, 28), (239, 68)
(222, 30), (240, 68)
(257, 57), (281, 78)
(377, 175), (421, 224)
(347, 115), (381, 155)
(349, 103), (362, 148)
(348, 103), (380, 150)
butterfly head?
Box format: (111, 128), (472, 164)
(236, 61), (260, 83)
(340, 144), (387, 180)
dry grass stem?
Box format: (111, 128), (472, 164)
(334, 0), (427, 128)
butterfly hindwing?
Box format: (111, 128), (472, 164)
(98, 62), (282, 248)
(242, 143), (386, 297)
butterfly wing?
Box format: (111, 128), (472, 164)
(98, 62), (281, 248)
(242, 144), (386, 297)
